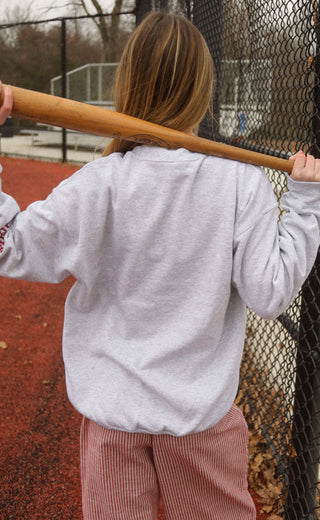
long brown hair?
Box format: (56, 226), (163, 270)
(103, 11), (214, 156)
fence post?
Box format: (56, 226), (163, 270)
(285, 257), (320, 520)
(135, 0), (153, 25)
(193, 0), (223, 140)
(160, 0), (168, 9)
(285, 4), (320, 517)
(61, 18), (67, 163)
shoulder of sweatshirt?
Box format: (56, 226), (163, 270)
(4, 148), (304, 207)
(51, 154), (122, 192)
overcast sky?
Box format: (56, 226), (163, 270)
(2, 0), (116, 22)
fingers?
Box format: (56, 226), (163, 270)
(290, 151), (320, 182)
(0, 82), (13, 125)
(289, 150), (304, 162)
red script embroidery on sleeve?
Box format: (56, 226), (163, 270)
(0, 224), (10, 253)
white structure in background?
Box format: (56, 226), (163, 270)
(50, 63), (118, 108)
(1, 64), (119, 162)
(50, 61), (271, 137)
(219, 59), (272, 138)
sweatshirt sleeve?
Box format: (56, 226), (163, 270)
(0, 166), (83, 283)
(0, 166), (20, 229)
(232, 169), (320, 320)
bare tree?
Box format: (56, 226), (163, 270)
(74, 0), (134, 61)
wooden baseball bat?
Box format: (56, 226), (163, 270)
(1, 84), (292, 173)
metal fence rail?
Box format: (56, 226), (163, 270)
(50, 63), (118, 107)
(136, 1), (320, 518)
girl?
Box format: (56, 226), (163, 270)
(1, 11), (320, 520)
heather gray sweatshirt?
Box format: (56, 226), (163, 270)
(0, 147), (319, 435)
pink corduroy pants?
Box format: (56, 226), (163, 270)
(80, 404), (256, 520)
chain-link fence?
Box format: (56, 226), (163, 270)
(135, 1), (319, 518)
(0, 9), (135, 163)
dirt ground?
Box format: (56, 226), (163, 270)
(0, 155), (265, 519)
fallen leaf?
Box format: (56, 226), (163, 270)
(252, 453), (264, 470)
(0, 341), (8, 349)
(261, 504), (273, 513)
